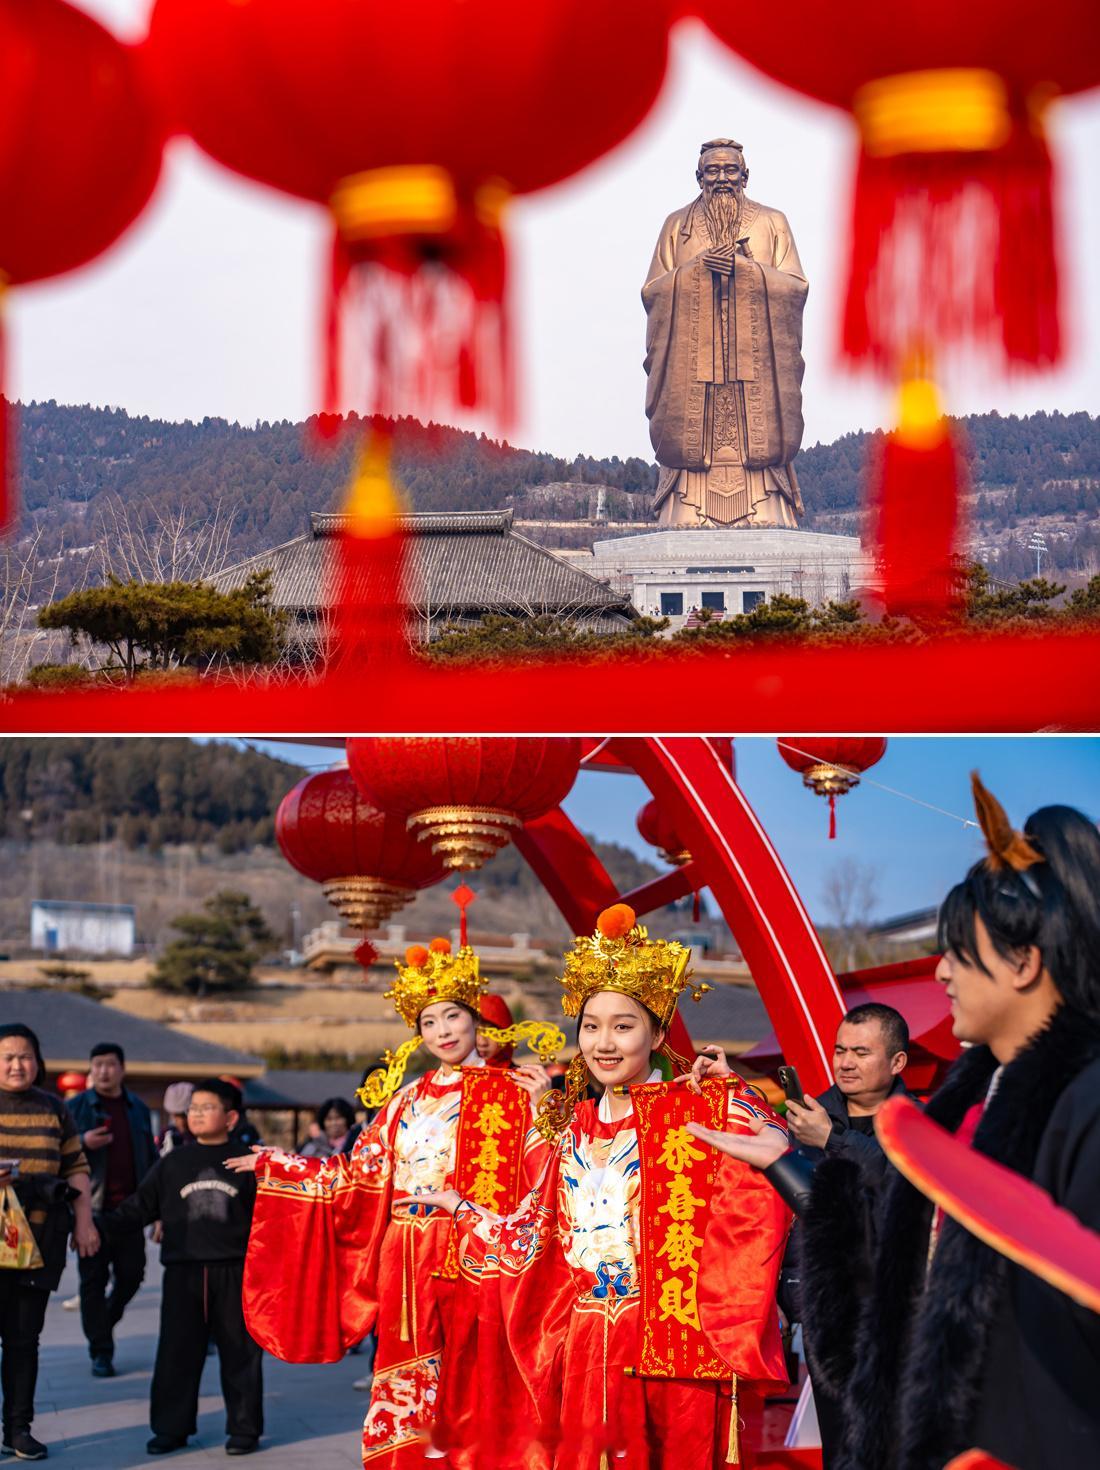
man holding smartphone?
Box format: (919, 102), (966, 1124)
(784, 1004), (911, 1176)
(67, 1042), (158, 1378)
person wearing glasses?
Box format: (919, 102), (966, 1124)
(105, 1078), (263, 1457)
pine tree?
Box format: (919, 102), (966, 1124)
(151, 891), (274, 997)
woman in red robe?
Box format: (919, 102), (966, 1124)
(419, 904), (791, 1470)
(226, 939), (551, 1469)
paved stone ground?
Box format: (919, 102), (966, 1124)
(31, 1253), (370, 1468)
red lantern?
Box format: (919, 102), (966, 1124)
(636, 799), (692, 866)
(637, 797), (706, 919)
(777, 737), (887, 838)
(146, 0), (672, 428)
(276, 768), (446, 932)
(55, 1071), (88, 1097)
(347, 737), (582, 870)
(695, 0), (1100, 374)
(0, 0), (163, 527)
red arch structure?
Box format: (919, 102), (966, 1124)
(514, 735), (846, 1095)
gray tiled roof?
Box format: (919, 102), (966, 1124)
(0, 990), (261, 1072)
(213, 509), (635, 622)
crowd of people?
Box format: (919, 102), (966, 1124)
(0, 779), (1097, 1468)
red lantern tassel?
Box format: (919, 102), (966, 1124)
(692, 890), (701, 923)
(451, 882), (476, 948)
(868, 379), (966, 619)
(844, 76), (1060, 373)
(828, 793), (837, 841)
(326, 433), (409, 670)
(326, 169), (512, 429)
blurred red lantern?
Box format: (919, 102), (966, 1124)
(777, 737), (887, 838)
(637, 796), (706, 919)
(0, 0), (163, 527)
(696, 0), (1100, 374)
(636, 798), (692, 866)
(146, 0), (672, 428)
(347, 737), (582, 870)
(55, 1071), (88, 1097)
(276, 768), (446, 932)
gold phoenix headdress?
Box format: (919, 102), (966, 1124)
(358, 937), (564, 1109)
(535, 903), (711, 1142)
(558, 902), (708, 1027)
(387, 937), (486, 1028)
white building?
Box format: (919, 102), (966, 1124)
(587, 527), (877, 631)
(30, 900), (136, 958)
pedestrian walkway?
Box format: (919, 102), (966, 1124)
(33, 1254), (368, 1468)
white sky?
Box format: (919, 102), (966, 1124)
(11, 4), (1100, 459)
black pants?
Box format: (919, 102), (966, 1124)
(79, 1218), (146, 1358)
(150, 1262), (263, 1441)
(0, 1277), (49, 1438)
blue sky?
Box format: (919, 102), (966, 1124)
(238, 737), (1099, 926)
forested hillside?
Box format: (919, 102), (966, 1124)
(13, 401), (1100, 591)
(0, 738), (662, 909)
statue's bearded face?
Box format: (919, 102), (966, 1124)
(697, 150), (746, 204)
(698, 149), (745, 247)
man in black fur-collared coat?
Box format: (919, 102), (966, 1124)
(690, 783), (1100, 1470)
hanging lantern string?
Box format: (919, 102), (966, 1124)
(777, 742), (980, 831)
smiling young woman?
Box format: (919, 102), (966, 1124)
(417, 905), (792, 1470)
(226, 939), (550, 1470)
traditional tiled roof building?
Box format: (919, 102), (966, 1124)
(213, 509), (638, 649)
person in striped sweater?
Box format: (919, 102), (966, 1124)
(0, 1023), (98, 1462)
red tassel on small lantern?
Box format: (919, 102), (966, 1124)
(451, 882), (477, 948)
(868, 377), (967, 618)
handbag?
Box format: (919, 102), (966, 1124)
(0, 1185), (45, 1271)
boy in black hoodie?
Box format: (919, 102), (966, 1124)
(107, 1078), (263, 1457)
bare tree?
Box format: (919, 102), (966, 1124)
(0, 525), (87, 685)
(90, 494), (236, 585)
(820, 857), (880, 971)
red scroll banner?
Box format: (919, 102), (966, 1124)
(440, 1066), (529, 1278)
(631, 1078), (729, 1379)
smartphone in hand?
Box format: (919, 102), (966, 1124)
(777, 1065), (805, 1108)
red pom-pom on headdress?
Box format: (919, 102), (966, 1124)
(405, 944), (429, 967)
(429, 936), (452, 954)
(597, 904), (636, 941)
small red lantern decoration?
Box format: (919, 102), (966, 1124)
(636, 799), (692, 867)
(347, 737), (582, 870)
(0, 0), (163, 529)
(696, 1), (1100, 375)
(777, 737), (887, 838)
(55, 1071), (88, 1097)
(275, 768), (446, 934)
(146, 0), (672, 429)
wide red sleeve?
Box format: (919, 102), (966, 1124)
(698, 1085), (791, 1392)
(439, 1144), (574, 1470)
(242, 1099), (402, 1363)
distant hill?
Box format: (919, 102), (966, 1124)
(0, 735), (667, 906)
(13, 401), (1100, 593)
